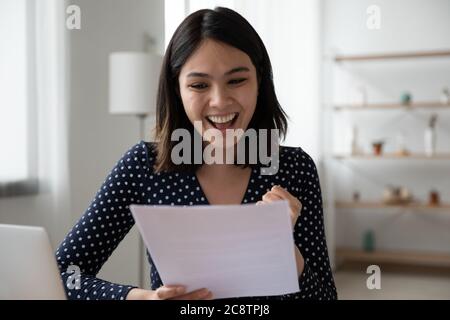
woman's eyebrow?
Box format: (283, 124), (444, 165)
(186, 66), (250, 78)
(225, 66), (250, 75)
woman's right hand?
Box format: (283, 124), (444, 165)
(126, 286), (213, 300)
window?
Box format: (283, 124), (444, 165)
(0, 0), (38, 196)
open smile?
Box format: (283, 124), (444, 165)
(205, 112), (239, 130)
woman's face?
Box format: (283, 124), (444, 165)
(178, 39), (258, 146)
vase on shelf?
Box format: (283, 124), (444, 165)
(372, 140), (384, 156)
(350, 125), (362, 155)
(424, 128), (436, 156)
(362, 230), (375, 252)
(424, 114), (437, 157)
(440, 87), (450, 105)
(429, 190), (440, 206)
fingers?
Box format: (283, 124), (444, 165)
(258, 186), (303, 228)
(260, 185), (297, 205)
(155, 285), (186, 300)
(171, 287), (213, 300)
(270, 185), (295, 201)
(257, 187), (288, 207)
(155, 286), (213, 300)
(262, 192), (283, 202)
(270, 186), (302, 209)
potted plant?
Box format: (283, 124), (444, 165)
(372, 140), (385, 156)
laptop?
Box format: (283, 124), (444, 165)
(0, 224), (67, 299)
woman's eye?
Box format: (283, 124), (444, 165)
(189, 83), (208, 90)
(229, 78), (246, 85)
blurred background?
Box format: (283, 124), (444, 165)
(1, 0), (449, 299)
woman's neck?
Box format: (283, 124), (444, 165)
(197, 163), (247, 180)
(197, 141), (253, 182)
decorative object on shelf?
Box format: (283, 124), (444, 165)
(383, 185), (398, 204)
(424, 114), (438, 157)
(394, 132), (410, 156)
(371, 140), (385, 156)
(383, 185), (413, 204)
(362, 229), (375, 252)
(399, 186), (413, 203)
(353, 191), (360, 202)
(429, 190), (440, 206)
(400, 91), (412, 105)
(440, 87), (450, 105)
(350, 125), (363, 155)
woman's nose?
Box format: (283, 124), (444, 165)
(209, 86), (232, 109)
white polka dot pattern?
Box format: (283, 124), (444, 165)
(55, 141), (337, 300)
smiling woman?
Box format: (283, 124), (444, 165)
(56, 6), (337, 301)
(154, 7), (287, 173)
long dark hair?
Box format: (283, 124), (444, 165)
(154, 7), (288, 173)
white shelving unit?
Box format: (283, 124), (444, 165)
(328, 49), (450, 269)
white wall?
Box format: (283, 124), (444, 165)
(322, 0), (450, 253)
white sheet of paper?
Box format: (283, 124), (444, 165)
(130, 200), (299, 299)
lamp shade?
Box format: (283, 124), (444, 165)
(109, 51), (163, 116)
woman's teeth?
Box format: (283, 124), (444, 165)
(206, 113), (237, 124)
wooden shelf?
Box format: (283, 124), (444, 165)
(336, 201), (450, 210)
(336, 247), (450, 267)
(334, 49), (450, 62)
(333, 153), (450, 160)
(334, 101), (450, 111)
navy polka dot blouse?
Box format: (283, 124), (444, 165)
(55, 141), (337, 300)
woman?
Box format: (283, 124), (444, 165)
(56, 7), (337, 300)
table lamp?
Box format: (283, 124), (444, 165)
(108, 50), (163, 288)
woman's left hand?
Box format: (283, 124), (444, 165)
(256, 185), (302, 230)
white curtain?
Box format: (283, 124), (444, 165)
(35, 0), (71, 245)
(0, 0), (29, 183)
(232, 1), (321, 160)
